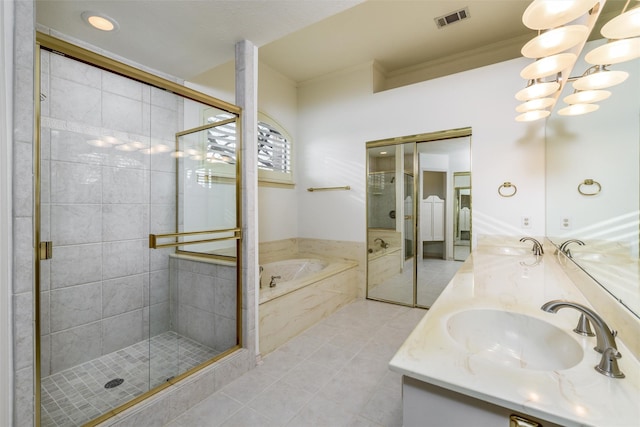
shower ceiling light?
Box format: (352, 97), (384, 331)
(563, 89), (611, 104)
(601, 5), (640, 39)
(522, 0), (598, 30)
(558, 103), (600, 115)
(521, 53), (576, 79)
(515, 97), (555, 112)
(515, 110), (551, 122)
(572, 66), (629, 90)
(584, 38), (640, 65)
(515, 80), (560, 101)
(82, 11), (119, 32)
(521, 25), (589, 58)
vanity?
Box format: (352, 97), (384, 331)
(389, 238), (640, 427)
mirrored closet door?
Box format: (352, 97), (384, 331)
(366, 130), (471, 309)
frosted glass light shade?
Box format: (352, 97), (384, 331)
(601, 7), (640, 39)
(573, 69), (629, 89)
(585, 38), (640, 65)
(516, 97), (555, 112)
(558, 103), (600, 115)
(515, 81), (560, 101)
(564, 90), (611, 104)
(521, 53), (576, 79)
(523, 0), (598, 30)
(516, 110), (551, 122)
(521, 25), (589, 58)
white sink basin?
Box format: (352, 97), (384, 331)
(446, 309), (584, 371)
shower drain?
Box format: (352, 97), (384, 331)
(104, 378), (124, 389)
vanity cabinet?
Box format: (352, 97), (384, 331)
(402, 376), (563, 427)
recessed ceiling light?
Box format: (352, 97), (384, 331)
(81, 11), (119, 32)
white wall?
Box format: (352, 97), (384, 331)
(297, 58), (546, 243)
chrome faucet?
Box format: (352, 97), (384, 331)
(541, 300), (624, 378)
(374, 238), (390, 249)
(558, 239), (585, 258)
(269, 275), (281, 288)
(519, 237), (544, 256)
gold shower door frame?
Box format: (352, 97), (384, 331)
(34, 33), (243, 427)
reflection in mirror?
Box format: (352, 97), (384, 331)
(416, 138), (471, 307)
(546, 39), (639, 317)
(366, 132), (471, 308)
(367, 144), (414, 306)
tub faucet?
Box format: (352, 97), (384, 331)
(558, 239), (585, 258)
(541, 300), (624, 378)
(374, 238), (390, 249)
(269, 275), (281, 288)
(519, 237), (544, 256)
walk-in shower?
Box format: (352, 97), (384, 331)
(35, 34), (242, 426)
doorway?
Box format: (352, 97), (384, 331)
(366, 129), (471, 308)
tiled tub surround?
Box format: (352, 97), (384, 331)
(259, 255), (358, 355)
(258, 239), (361, 355)
(390, 238), (640, 427)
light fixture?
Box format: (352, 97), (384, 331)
(584, 38), (640, 65)
(601, 5), (640, 39)
(572, 65), (629, 90)
(516, 97), (555, 112)
(515, 79), (560, 101)
(515, 110), (551, 122)
(563, 89), (611, 104)
(81, 11), (119, 32)
(522, 0), (599, 30)
(521, 53), (577, 79)
(558, 103), (600, 115)
(521, 25), (589, 58)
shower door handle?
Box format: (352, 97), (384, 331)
(149, 228), (241, 249)
(39, 241), (53, 260)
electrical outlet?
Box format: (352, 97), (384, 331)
(561, 217), (572, 229)
(521, 216), (531, 229)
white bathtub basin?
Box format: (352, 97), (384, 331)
(446, 309), (584, 371)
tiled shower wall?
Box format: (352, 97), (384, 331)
(38, 50), (179, 376)
(171, 256), (237, 353)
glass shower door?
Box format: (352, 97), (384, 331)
(148, 110), (241, 387)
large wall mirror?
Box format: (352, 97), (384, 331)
(545, 36), (639, 318)
(366, 130), (471, 308)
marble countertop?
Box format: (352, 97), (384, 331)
(389, 242), (640, 427)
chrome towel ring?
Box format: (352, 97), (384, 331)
(578, 179), (601, 196)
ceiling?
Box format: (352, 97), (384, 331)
(36, 0), (625, 87)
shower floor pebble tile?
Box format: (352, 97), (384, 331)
(41, 331), (220, 427)
(165, 299), (427, 427)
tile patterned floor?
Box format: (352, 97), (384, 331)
(166, 299), (427, 427)
(41, 332), (220, 427)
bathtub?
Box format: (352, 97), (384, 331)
(258, 255), (358, 354)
